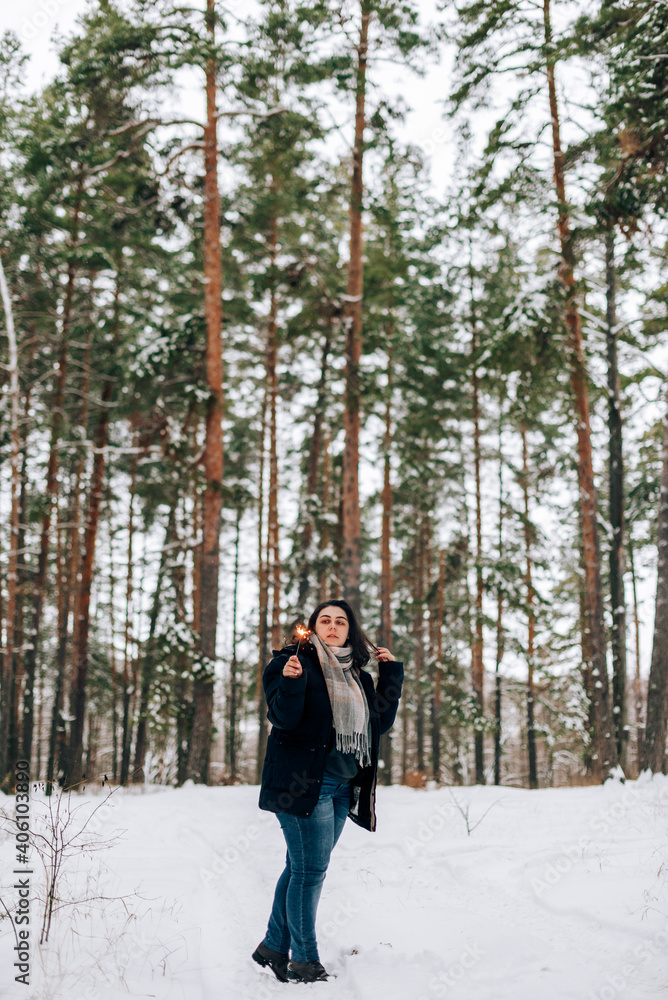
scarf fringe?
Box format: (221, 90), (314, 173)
(335, 730), (372, 768)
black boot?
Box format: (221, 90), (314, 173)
(286, 959), (330, 983)
(252, 941), (290, 983)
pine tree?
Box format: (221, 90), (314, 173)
(327, 0), (431, 613)
(451, 0), (618, 778)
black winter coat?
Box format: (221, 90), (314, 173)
(258, 642), (404, 832)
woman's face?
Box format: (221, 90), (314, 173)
(314, 606), (350, 647)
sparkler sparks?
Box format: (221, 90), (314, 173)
(294, 624), (311, 656)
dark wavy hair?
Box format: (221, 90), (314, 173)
(306, 599), (375, 669)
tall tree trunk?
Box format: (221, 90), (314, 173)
(109, 552), (119, 783)
(495, 412), (505, 786)
(401, 501), (413, 785)
(120, 447), (137, 786)
(129, 543), (147, 779)
(46, 505), (66, 795)
(430, 548), (445, 783)
(543, 0), (617, 778)
(9, 441), (29, 784)
(255, 389), (269, 783)
(187, 416), (202, 779)
(266, 230), (282, 653)
(188, 0), (224, 784)
(227, 509), (241, 782)
(32, 188), (84, 791)
(579, 542), (595, 776)
(521, 427), (538, 789)
(66, 380), (112, 786)
(401, 675), (409, 784)
(641, 379), (668, 774)
(21, 250), (79, 774)
(470, 297), (485, 785)
(49, 325), (93, 792)
(413, 512), (426, 772)
(0, 258), (20, 788)
(132, 501), (177, 783)
(192, 420), (202, 635)
(22, 381), (62, 771)
(298, 329), (332, 610)
(342, 4), (371, 614)
(628, 534), (644, 774)
(319, 426), (332, 601)
(605, 227), (628, 771)
(378, 360), (394, 785)
(36, 663), (43, 780)
(173, 531), (191, 787)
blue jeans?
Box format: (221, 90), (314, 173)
(263, 774), (351, 963)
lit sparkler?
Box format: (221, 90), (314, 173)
(294, 624), (311, 656)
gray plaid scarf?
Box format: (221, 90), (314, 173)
(310, 631), (371, 767)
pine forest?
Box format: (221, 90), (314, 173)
(1, 0), (668, 795)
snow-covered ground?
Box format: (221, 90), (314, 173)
(1, 773), (667, 1000)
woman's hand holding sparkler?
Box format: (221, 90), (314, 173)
(374, 646), (394, 662)
(283, 624), (310, 677)
(283, 655), (303, 678)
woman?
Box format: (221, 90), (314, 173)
(252, 599), (404, 984)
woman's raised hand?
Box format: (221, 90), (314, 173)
(374, 646), (394, 662)
(283, 654), (303, 678)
